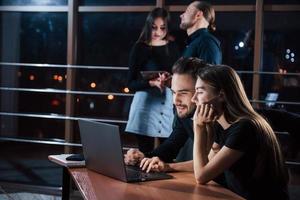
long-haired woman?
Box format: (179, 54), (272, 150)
(192, 65), (289, 200)
(125, 8), (180, 153)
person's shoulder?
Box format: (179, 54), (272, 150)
(225, 118), (258, 151)
(167, 40), (178, 47)
(229, 118), (258, 138)
(201, 33), (221, 46)
(132, 41), (148, 50)
(234, 118), (256, 129)
(130, 42), (149, 56)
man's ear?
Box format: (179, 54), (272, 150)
(195, 10), (203, 20)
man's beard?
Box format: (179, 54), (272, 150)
(180, 18), (194, 30)
(180, 22), (190, 30)
(177, 104), (196, 118)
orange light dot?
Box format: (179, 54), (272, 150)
(53, 75), (58, 80)
(90, 82), (96, 88)
(29, 75), (35, 81)
(107, 94), (114, 100)
(123, 87), (130, 93)
(58, 76), (63, 82)
(51, 99), (60, 106)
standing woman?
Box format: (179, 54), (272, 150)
(192, 65), (289, 200)
(125, 8), (180, 153)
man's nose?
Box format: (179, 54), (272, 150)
(173, 93), (181, 104)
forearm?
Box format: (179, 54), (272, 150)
(206, 124), (214, 154)
(167, 160), (193, 172)
(193, 125), (209, 183)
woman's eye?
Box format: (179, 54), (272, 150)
(160, 27), (166, 30)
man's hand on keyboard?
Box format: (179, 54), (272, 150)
(124, 148), (145, 166)
(140, 156), (169, 173)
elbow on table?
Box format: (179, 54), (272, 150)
(195, 173), (209, 185)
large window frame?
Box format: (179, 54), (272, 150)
(0, 0), (299, 149)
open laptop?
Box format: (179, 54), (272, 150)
(78, 120), (173, 182)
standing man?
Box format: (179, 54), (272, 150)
(175, 1), (222, 161)
(180, 1), (222, 65)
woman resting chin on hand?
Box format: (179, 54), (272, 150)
(191, 64), (289, 200)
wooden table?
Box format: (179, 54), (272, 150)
(69, 168), (245, 200)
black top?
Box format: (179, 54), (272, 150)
(214, 119), (289, 200)
(183, 28), (222, 65)
(127, 41), (180, 92)
(145, 113), (193, 162)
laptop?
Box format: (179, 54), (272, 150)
(78, 120), (173, 182)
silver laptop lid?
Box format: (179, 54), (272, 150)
(78, 120), (127, 182)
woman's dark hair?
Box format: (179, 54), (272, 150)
(194, 1), (216, 32)
(138, 7), (170, 44)
(197, 65), (289, 186)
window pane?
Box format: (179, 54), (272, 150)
(0, 0), (67, 6)
(0, 12), (67, 64)
(75, 94), (132, 120)
(0, 65), (67, 89)
(166, 0), (255, 5)
(78, 13), (148, 66)
(0, 116), (65, 140)
(265, 0), (300, 4)
(80, 0), (155, 6)
(75, 69), (128, 92)
(260, 11), (300, 113)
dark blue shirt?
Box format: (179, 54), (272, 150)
(183, 28), (222, 64)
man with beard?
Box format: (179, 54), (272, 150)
(124, 57), (209, 172)
(180, 1), (222, 65)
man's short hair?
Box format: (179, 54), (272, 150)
(172, 57), (210, 81)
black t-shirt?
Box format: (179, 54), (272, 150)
(214, 119), (289, 200)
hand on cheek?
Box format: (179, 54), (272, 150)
(194, 104), (217, 127)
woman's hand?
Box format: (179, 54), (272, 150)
(159, 72), (172, 88)
(149, 77), (165, 92)
(149, 72), (172, 92)
(193, 104), (217, 127)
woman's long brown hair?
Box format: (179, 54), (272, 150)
(198, 65), (289, 185)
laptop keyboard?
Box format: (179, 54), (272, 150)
(125, 165), (173, 182)
(125, 165), (161, 180)
(126, 166), (149, 177)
